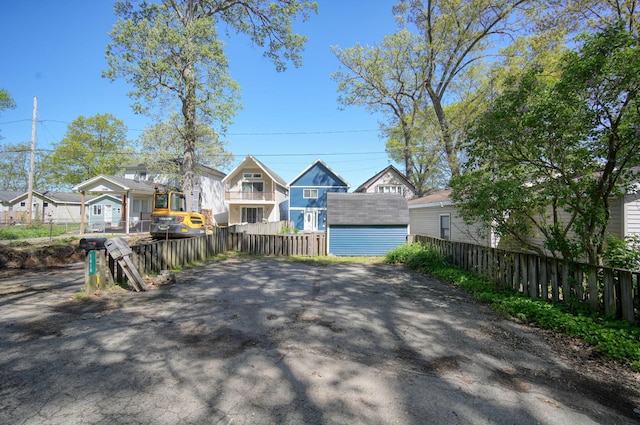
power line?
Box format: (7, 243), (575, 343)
(250, 151), (386, 157)
(228, 129), (379, 136)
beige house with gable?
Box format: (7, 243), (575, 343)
(222, 155), (288, 225)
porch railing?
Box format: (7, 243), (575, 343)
(225, 191), (275, 202)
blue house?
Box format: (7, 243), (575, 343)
(288, 159), (349, 231)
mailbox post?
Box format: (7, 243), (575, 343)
(79, 238), (108, 294)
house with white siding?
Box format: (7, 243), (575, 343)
(409, 188), (640, 253)
(408, 189), (496, 247)
(3, 191), (90, 224)
(354, 165), (416, 200)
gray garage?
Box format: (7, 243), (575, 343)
(326, 192), (409, 256)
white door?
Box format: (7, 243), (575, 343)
(104, 204), (113, 226)
(304, 209), (318, 231)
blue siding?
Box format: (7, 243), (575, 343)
(291, 162), (346, 187)
(329, 225), (408, 256)
(289, 161), (349, 231)
(290, 187), (348, 209)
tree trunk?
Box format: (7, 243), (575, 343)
(181, 62), (197, 213)
(430, 94), (460, 177)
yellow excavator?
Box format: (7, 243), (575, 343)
(149, 188), (206, 239)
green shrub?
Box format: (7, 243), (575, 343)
(385, 242), (640, 365)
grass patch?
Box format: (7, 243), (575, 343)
(386, 243), (640, 366)
(0, 224), (79, 240)
(288, 255), (386, 265)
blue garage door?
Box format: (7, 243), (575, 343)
(329, 225), (407, 256)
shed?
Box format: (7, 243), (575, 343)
(326, 192), (409, 256)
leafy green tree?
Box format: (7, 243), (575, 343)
(139, 113), (234, 183)
(332, 29), (430, 189)
(0, 143), (29, 190)
(393, 0), (539, 177)
(0, 88), (16, 139)
(452, 24), (640, 265)
(41, 114), (136, 189)
(104, 0), (317, 211)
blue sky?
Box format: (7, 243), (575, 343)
(0, 1), (402, 189)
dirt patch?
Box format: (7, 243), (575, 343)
(0, 242), (83, 276)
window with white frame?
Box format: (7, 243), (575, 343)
(303, 189), (318, 198)
(377, 185), (402, 194)
(440, 214), (451, 240)
(93, 205), (103, 216)
(243, 172), (262, 179)
(20, 201), (26, 207)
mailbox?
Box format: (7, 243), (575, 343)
(79, 238), (107, 251)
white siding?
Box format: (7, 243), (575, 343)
(363, 171), (415, 200)
(409, 205), (493, 247)
(624, 193), (640, 236)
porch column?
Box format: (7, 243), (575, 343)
(125, 192), (131, 234)
(80, 191), (86, 234)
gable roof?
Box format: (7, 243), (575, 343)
(288, 159), (350, 188)
(122, 161), (226, 180)
(407, 189), (453, 208)
(86, 194), (122, 204)
(8, 190), (93, 205)
(327, 192), (409, 225)
(222, 155), (287, 189)
(0, 190), (22, 203)
(73, 175), (161, 194)
(354, 165), (415, 193)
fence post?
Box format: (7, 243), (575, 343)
(603, 267), (616, 316)
(528, 254), (538, 298)
(587, 265), (598, 310)
(620, 270), (634, 323)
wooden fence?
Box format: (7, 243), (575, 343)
(412, 235), (640, 323)
(106, 227), (229, 281)
(228, 232), (326, 256)
(105, 228), (325, 286)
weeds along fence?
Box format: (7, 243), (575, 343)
(106, 228), (325, 284)
(411, 235), (640, 323)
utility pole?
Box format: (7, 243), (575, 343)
(26, 96), (37, 225)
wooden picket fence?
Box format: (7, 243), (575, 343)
(412, 235), (640, 323)
(228, 232), (326, 256)
(105, 228), (326, 285)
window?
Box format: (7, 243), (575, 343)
(440, 214), (451, 240)
(93, 205), (103, 216)
(377, 185), (402, 194)
(43, 202), (49, 207)
(242, 207), (263, 223)
(243, 172), (262, 179)
(303, 189), (318, 198)
(20, 202), (26, 207)
(242, 181), (264, 199)
(242, 181), (264, 192)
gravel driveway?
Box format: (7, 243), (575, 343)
(1, 258), (639, 424)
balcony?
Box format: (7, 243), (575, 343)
(225, 191), (275, 202)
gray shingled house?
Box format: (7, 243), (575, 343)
(326, 192), (409, 256)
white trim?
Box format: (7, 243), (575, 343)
(439, 213), (451, 240)
(303, 189), (319, 199)
(287, 159), (350, 189)
(408, 200), (455, 209)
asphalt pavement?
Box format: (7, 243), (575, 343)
(1, 258), (639, 424)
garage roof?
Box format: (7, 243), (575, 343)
(326, 192), (409, 225)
